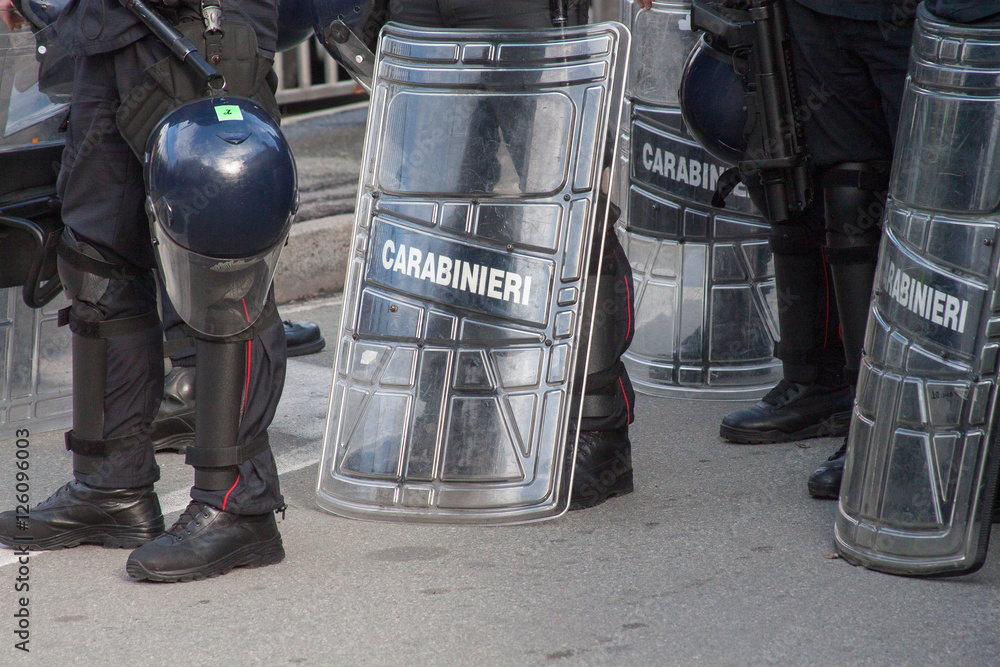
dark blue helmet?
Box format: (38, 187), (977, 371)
(312, 0), (388, 52)
(16, 0), (69, 29)
(145, 97), (297, 337)
(679, 36), (749, 166)
(276, 0), (315, 52)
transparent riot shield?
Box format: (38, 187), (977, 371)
(0, 293), (70, 439)
(835, 6), (1000, 576)
(316, 21), (630, 523)
(0, 25), (71, 439)
(615, 0), (780, 399)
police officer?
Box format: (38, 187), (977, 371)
(386, 0), (636, 509)
(776, 0), (916, 498)
(0, 0), (290, 581)
(714, 1), (856, 449)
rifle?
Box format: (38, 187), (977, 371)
(690, 0), (812, 223)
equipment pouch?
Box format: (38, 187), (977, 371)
(116, 19), (279, 159)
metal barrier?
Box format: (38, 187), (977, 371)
(274, 37), (363, 105)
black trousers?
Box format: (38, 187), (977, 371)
(388, 0), (635, 431)
(389, 0), (551, 28)
(56, 37), (285, 515)
(787, 2), (912, 171)
(770, 3), (913, 381)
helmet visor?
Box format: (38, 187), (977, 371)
(155, 225), (285, 337)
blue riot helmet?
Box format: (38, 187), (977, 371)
(15, 0), (69, 29)
(679, 36), (749, 166)
(276, 0), (315, 52)
(145, 97), (298, 338)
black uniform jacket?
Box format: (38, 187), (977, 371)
(55, 0), (278, 57)
(791, 0), (913, 22)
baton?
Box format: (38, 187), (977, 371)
(117, 0), (225, 90)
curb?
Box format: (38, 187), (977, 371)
(274, 212), (355, 304)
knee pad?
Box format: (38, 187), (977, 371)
(768, 219), (826, 257)
(822, 161), (891, 258)
(821, 162), (891, 373)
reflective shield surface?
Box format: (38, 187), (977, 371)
(0, 290), (71, 439)
(835, 7), (1000, 575)
(317, 22), (629, 523)
(617, 0), (779, 399)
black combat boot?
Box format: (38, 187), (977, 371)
(0, 480), (163, 550)
(125, 501), (285, 582)
(570, 427), (634, 510)
(283, 320), (325, 357)
(720, 378), (853, 444)
(808, 439), (847, 499)
(151, 366), (196, 453)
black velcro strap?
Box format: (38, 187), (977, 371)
(163, 336), (196, 358)
(769, 230), (821, 256)
(68, 310), (160, 339)
(775, 342), (819, 366)
(582, 393), (620, 419)
(185, 432), (268, 469)
(822, 165), (891, 192)
(65, 430), (147, 456)
(824, 244), (880, 265)
(58, 306), (70, 327)
(712, 167), (743, 209)
(56, 241), (140, 281)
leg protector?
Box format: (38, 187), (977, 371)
(184, 299), (285, 515)
(185, 339), (268, 491)
(822, 161), (891, 382)
(768, 212), (845, 384)
(57, 228), (162, 487)
(579, 233), (635, 431)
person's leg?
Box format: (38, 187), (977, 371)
(442, 0), (551, 28)
(152, 290), (323, 453)
(572, 231), (636, 509)
(784, 3), (913, 497)
(127, 295), (287, 581)
(0, 51), (164, 550)
(719, 201), (853, 444)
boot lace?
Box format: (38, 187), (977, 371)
(828, 439), (848, 462)
(762, 380), (804, 406)
(167, 501), (210, 534)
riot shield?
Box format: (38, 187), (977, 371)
(835, 6), (1000, 576)
(0, 24), (72, 439)
(616, 0), (780, 399)
(317, 21), (629, 523)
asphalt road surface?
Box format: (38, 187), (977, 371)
(1, 294), (997, 665)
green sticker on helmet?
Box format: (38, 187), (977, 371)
(215, 105), (244, 122)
